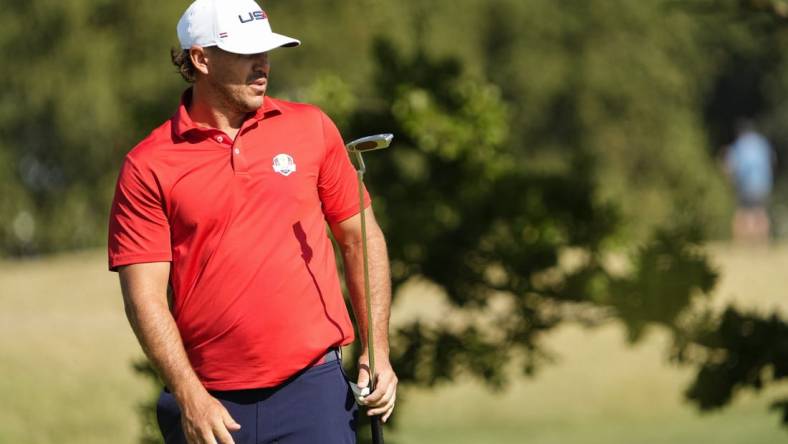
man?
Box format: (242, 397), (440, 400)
(725, 120), (777, 244)
(107, 1), (397, 443)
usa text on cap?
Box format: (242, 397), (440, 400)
(177, 0), (300, 55)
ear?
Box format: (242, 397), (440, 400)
(190, 45), (210, 76)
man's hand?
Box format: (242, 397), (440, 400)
(178, 388), (241, 444)
(356, 355), (398, 423)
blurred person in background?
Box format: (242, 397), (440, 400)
(106, 0), (397, 443)
(724, 119), (776, 244)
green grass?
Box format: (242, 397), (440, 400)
(0, 251), (144, 444)
(390, 324), (787, 443)
(1, 245), (787, 443)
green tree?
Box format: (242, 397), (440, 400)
(0, 0), (187, 255)
(344, 37), (618, 387)
(478, 0), (733, 240)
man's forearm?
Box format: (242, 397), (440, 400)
(125, 298), (204, 397)
(331, 208), (398, 419)
(340, 219), (392, 358)
(119, 266), (205, 402)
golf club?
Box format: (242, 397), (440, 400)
(346, 133), (393, 444)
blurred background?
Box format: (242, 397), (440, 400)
(2, 0), (788, 443)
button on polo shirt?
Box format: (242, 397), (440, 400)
(108, 90), (371, 390)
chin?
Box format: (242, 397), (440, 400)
(242, 96), (264, 112)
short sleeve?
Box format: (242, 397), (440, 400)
(107, 157), (172, 271)
(318, 111), (372, 223)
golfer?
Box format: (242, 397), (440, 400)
(107, 0), (397, 443)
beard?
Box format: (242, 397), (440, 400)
(207, 73), (265, 115)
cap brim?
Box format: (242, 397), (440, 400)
(217, 33), (300, 55)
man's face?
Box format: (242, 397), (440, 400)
(204, 48), (270, 114)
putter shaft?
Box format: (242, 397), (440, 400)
(346, 134), (392, 444)
(358, 167), (377, 394)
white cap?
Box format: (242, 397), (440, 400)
(177, 0), (300, 55)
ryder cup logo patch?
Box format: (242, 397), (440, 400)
(272, 153), (296, 176)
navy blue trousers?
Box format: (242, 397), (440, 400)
(156, 360), (358, 444)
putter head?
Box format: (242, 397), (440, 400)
(345, 133), (394, 153)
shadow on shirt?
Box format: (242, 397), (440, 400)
(292, 221), (345, 338)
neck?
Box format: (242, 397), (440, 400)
(189, 83), (249, 139)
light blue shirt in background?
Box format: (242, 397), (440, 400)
(727, 131), (774, 201)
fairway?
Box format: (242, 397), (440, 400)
(1, 245), (787, 443)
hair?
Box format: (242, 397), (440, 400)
(171, 48), (197, 83)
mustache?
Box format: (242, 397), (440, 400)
(247, 72), (268, 83)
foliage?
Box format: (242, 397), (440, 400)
(0, 1), (186, 255)
(605, 225), (719, 343)
(681, 308), (788, 418)
(476, 0), (733, 240)
(343, 38), (619, 388)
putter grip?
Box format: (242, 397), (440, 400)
(371, 415), (384, 444)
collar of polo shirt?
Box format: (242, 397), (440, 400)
(172, 88), (283, 140)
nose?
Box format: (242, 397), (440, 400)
(253, 52), (269, 70)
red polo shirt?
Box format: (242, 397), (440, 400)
(108, 90), (369, 390)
